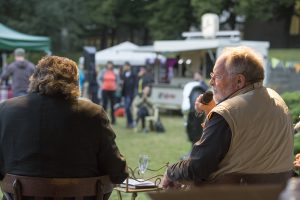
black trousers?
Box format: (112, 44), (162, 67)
(101, 90), (116, 124)
(136, 106), (149, 128)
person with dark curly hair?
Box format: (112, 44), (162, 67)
(0, 56), (128, 199)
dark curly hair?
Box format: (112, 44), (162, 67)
(28, 56), (80, 100)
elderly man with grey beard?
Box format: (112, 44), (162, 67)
(162, 46), (293, 188)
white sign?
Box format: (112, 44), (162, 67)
(151, 86), (183, 110)
(202, 13), (219, 39)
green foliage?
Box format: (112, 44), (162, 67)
(294, 133), (300, 154)
(191, 0), (224, 20)
(191, 0), (295, 30)
(86, 0), (119, 28)
(281, 91), (300, 122)
(274, 91), (300, 155)
(33, 0), (88, 51)
(237, 0), (294, 21)
(0, 0), (298, 53)
(0, 0), (88, 52)
(296, 0), (300, 15)
(147, 0), (196, 40)
(269, 49), (300, 62)
(110, 115), (189, 199)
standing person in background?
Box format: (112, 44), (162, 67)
(121, 62), (137, 128)
(137, 67), (154, 95)
(181, 71), (208, 147)
(1, 48), (35, 97)
(162, 46), (293, 188)
(97, 61), (119, 125)
(194, 71), (209, 91)
(78, 57), (85, 96)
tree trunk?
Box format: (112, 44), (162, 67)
(142, 28), (149, 45)
(129, 27), (134, 42)
(110, 28), (116, 46)
(100, 29), (107, 50)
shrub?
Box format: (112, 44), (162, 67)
(281, 91), (300, 123)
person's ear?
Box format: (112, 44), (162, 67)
(236, 74), (246, 89)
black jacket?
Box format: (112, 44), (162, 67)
(0, 93), (128, 183)
(121, 71), (137, 97)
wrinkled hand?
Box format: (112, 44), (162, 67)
(161, 173), (182, 189)
(295, 121), (300, 132)
(294, 153), (300, 169)
(194, 94), (216, 115)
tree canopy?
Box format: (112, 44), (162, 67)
(0, 0), (297, 52)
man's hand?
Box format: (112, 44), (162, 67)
(295, 121), (300, 132)
(194, 94), (216, 115)
(161, 173), (181, 189)
(294, 153), (300, 169)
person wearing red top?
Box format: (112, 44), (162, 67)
(97, 61), (119, 124)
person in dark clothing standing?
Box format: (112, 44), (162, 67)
(0, 56), (128, 199)
(1, 48), (35, 97)
(181, 71), (208, 146)
(137, 67), (154, 95)
(121, 62), (137, 128)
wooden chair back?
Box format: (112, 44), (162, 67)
(0, 174), (105, 200)
(148, 184), (283, 200)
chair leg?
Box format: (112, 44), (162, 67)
(116, 191), (122, 200)
(13, 179), (22, 200)
(96, 180), (104, 200)
(131, 192), (138, 200)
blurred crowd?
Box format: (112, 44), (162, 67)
(0, 48), (156, 132)
(93, 60), (155, 131)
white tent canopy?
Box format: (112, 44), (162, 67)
(153, 39), (269, 55)
(95, 41), (166, 66)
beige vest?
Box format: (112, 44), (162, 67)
(208, 82), (294, 181)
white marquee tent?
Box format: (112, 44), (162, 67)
(95, 41), (166, 66)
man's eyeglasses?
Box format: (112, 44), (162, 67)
(210, 72), (243, 80)
(210, 72), (223, 80)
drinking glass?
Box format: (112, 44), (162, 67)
(138, 154), (149, 175)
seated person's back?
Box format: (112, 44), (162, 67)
(0, 56), (128, 186)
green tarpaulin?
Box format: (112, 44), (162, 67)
(0, 23), (51, 53)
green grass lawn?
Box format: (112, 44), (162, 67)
(110, 114), (190, 200)
(0, 114), (190, 200)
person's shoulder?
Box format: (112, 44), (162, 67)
(183, 81), (200, 91)
(24, 60), (35, 68)
(77, 97), (104, 114)
(0, 94), (32, 108)
(185, 81), (200, 87)
(211, 101), (232, 117)
(7, 61), (19, 68)
(266, 87), (282, 99)
(78, 97), (99, 107)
